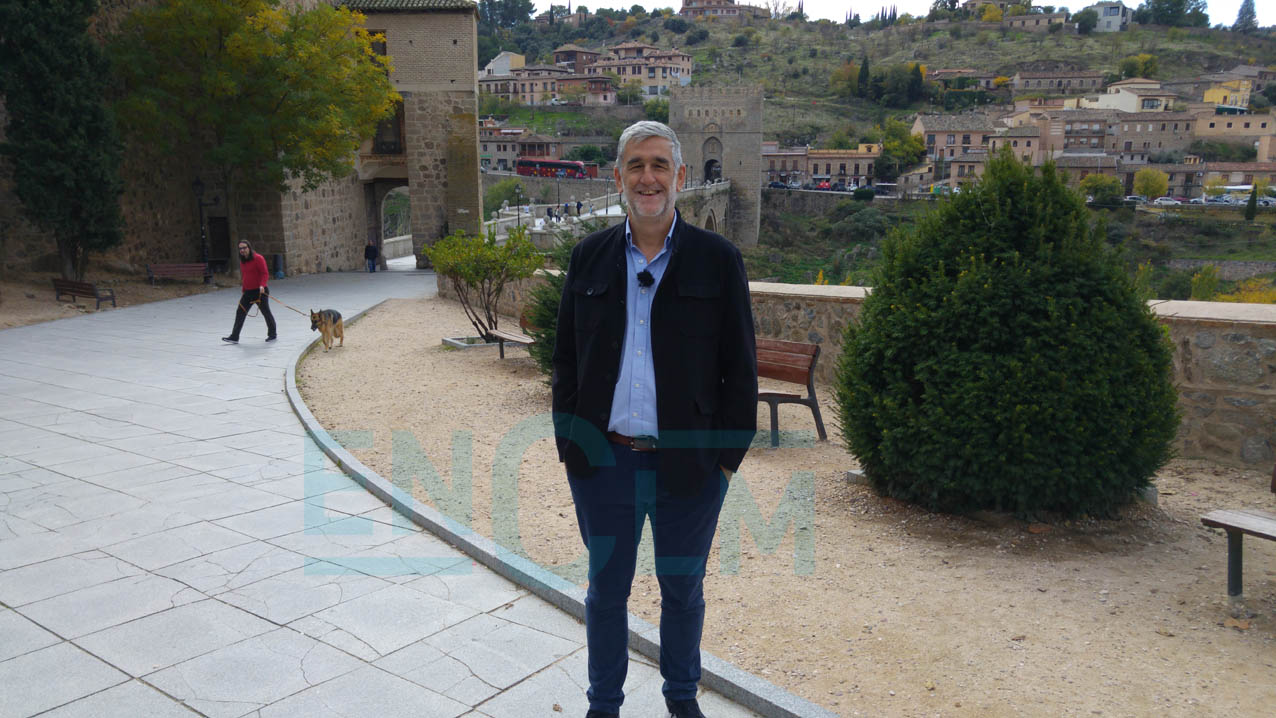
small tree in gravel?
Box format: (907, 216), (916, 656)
(835, 150), (1180, 518)
(424, 225), (541, 341)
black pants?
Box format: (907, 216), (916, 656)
(229, 288), (276, 340)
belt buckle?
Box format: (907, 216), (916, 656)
(632, 435), (657, 451)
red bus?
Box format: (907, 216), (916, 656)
(515, 158), (598, 179)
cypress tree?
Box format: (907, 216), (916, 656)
(858, 54), (871, 98)
(0, 0), (123, 279)
(1245, 187), (1258, 221)
(1233, 0), (1257, 34)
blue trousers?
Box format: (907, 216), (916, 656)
(567, 442), (727, 714)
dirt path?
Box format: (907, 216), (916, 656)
(298, 296), (1276, 718)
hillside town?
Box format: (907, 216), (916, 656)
(472, 0), (1275, 202)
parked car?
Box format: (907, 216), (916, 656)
(1259, 198), (1275, 207)
(1152, 197), (1180, 206)
(1124, 195), (1148, 204)
(1205, 195), (1232, 204)
(1188, 197), (1205, 204)
(767, 181), (787, 189)
(787, 180), (802, 189)
(831, 181), (847, 192)
(816, 180), (831, 190)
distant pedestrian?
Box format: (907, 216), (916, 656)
(222, 240), (277, 344)
(364, 239), (379, 273)
(576, 199), (583, 216)
(563, 201), (570, 219)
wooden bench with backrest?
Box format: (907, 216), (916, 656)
(1200, 470), (1276, 598)
(51, 278), (116, 310)
(488, 327), (535, 359)
(146, 262), (210, 285)
(756, 337), (828, 448)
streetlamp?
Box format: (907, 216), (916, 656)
(192, 177), (218, 284)
(513, 184), (524, 228)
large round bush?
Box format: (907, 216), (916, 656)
(835, 152), (1180, 518)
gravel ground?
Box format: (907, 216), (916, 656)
(298, 295), (1276, 718)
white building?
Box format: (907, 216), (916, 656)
(1083, 1), (1132, 32)
(482, 50), (525, 77)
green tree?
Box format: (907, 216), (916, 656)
(1190, 264), (1218, 300)
(564, 144), (607, 165)
(873, 119), (926, 182)
(857, 54), (871, 98)
(826, 129), (854, 150)
(836, 150), (1179, 517)
(1245, 188), (1258, 221)
(830, 63), (860, 100)
(1133, 168), (1169, 199)
(1233, 0), (1257, 33)
(1073, 8), (1098, 34)
(1119, 53), (1158, 79)
(644, 98), (669, 123)
(111, 0), (398, 255)
(1135, 0), (1208, 27)
(483, 178), (526, 218)
(617, 79), (644, 104)
(1079, 174), (1124, 206)
(423, 225), (541, 340)
(0, 0), (124, 280)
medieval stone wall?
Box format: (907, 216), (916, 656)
(279, 174), (365, 275)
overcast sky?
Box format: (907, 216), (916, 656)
(538, 2), (1273, 29)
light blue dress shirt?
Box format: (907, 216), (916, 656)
(607, 214), (677, 438)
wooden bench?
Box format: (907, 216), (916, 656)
(1200, 508), (1276, 598)
(757, 337), (827, 448)
(146, 262), (210, 285)
(51, 278), (116, 310)
(489, 328), (534, 359)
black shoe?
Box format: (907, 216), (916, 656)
(585, 711), (618, 718)
(265, 335), (277, 342)
(221, 337), (238, 344)
(666, 698), (706, 718)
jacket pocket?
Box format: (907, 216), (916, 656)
(676, 281), (721, 336)
(570, 279), (610, 330)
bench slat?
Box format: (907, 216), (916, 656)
(757, 348), (815, 369)
(489, 329), (533, 344)
(757, 338), (818, 356)
(1201, 509), (1276, 541)
(758, 362), (812, 386)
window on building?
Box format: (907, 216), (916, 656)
(1227, 122), (1233, 128)
(927, 134), (936, 145)
(1027, 140), (1032, 147)
(769, 160), (775, 170)
(1012, 140), (1019, 147)
(947, 134), (955, 145)
(839, 163), (846, 174)
(962, 134), (971, 144)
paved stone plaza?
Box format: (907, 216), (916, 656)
(0, 268), (761, 717)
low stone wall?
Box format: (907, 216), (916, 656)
(382, 235), (413, 260)
(437, 277), (1276, 469)
(761, 188), (904, 218)
(1164, 259), (1276, 281)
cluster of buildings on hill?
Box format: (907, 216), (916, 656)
(757, 64), (1276, 198)
(479, 41), (692, 107)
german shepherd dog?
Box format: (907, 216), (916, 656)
(309, 309), (344, 351)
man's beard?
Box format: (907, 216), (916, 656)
(622, 177), (678, 218)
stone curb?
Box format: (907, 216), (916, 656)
(283, 300), (838, 718)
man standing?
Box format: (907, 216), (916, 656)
(552, 121), (758, 718)
(222, 240), (277, 343)
(364, 238), (379, 273)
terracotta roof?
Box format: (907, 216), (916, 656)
(554, 43), (598, 54)
(1016, 71), (1105, 79)
(1002, 125), (1042, 137)
(1051, 153), (1120, 168)
(914, 114), (998, 132)
(1109, 77), (1157, 87)
(333, 0), (476, 10)
(1206, 162), (1276, 172)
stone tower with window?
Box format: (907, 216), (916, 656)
(670, 86), (762, 247)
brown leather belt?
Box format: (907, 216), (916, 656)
(606, 432), (658, 452)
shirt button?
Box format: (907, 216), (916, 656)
(639, 319), (645, 325)
(632, 412), (638, 417)
(637, 350), (643, 356)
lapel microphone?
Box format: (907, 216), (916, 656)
(637, 270), (654, 288)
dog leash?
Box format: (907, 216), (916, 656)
(237, 291), (307, 318)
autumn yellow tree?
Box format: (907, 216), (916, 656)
(981, 4), (1004, 22)
(1133, 168), (1169, 199)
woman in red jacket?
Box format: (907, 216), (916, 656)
(222, 240), (277, 343)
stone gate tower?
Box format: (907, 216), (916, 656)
(669, 86), (762, 247)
